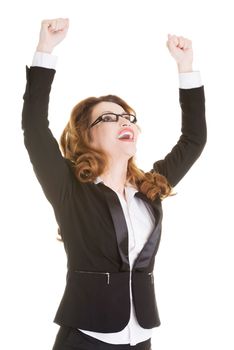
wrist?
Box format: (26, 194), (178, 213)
(177, 62), (193, 73)
(36, 43), (54, 54)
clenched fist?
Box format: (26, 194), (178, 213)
(167, 34), (193, 73)
(36, 18), (69, 53)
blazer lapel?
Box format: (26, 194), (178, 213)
(97, 182), (163, 272)
(97, 182), (130, 271)
(133, 192), (163, 271)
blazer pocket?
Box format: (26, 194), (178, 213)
(131, 270), (160, 328)
(54, 270), (131, 332)
(74, 270), (110, 285)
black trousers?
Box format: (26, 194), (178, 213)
(52, 326), (152, 350)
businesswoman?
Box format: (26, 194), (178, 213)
(22, 18), (206, 350)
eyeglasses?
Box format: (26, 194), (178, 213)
(89, 112), (137, 128)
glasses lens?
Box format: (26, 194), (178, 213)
(102, 113), (117, 122)
(122, 114), (136, 123)
(98, 113), (137, 124)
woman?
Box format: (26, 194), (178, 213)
(22, 18), (206, 350)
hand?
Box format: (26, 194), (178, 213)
(36, 18), (69, 54)
(166, 34), (193, 73)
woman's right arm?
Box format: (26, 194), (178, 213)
(21, 18), (72, 208)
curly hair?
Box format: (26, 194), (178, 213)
(59, 94), (172, 201)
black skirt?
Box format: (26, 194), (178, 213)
(52, 326), (152, 350)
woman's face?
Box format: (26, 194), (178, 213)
(89, 101), (139, 160)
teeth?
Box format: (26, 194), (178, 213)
(118, 131), (133, 139)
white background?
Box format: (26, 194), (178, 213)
(1, 0), (234, 349)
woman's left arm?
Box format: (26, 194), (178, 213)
(152, 35), (207, 187)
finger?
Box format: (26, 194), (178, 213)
(184, 39), (192, 49)
(167, 34), (179, 48)
(55, 18), (69, 31)
(178, 36), (193, 50)
(40, 19), (56, 32)
(49, 19), (58, 32)
(41, 19), (52, 30)
(41, 18), (69, 32)
(177, 36), (185, 49)
(179, 37), (192, 50)
(172, 35), (179, 46)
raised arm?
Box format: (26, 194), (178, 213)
(152, 35), (207, 187)
(21, 18), (74, 208)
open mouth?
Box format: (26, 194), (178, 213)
(117, 128), (134, 142)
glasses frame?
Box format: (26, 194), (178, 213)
(89, 112), (137, 128)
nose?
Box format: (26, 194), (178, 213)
(119, 116), (131, 127)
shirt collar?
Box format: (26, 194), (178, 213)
(94, 176), (104, 185)
(94, 176), (138, 204)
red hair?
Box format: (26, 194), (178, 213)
(60, 94), (172, 200)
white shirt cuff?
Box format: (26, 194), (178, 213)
(179, 71), (202, 89)
(32, 51), (58, 69)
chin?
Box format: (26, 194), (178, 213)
(110, 143), (137, 160)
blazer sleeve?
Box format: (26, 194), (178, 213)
(21, 66), (75, 208)
(152, 86), (207, 187)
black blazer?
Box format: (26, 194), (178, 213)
(22, 66), (206, 332)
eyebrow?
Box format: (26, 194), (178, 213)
(102, 111), (118, 114)
(101, 111), (127, 115)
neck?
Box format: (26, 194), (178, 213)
(100, 158), (128, 198)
